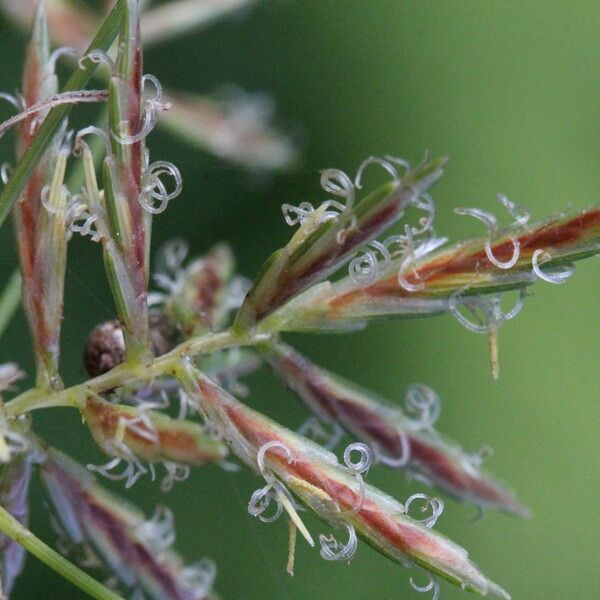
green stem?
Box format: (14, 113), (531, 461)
(0, 0), (126, 230)
(4, 328), (270, 416)
(0, 505), (124, 600)
(0, 269), (21, 340)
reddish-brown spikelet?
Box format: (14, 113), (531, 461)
(160, 91), (298, 171)
(0, 455), (33, 596)
(263, 341), (529, 517)
(263, 205), (600, 331)
(41, 449), (218, 599)
(235, 156), (447, 329)
(177, 364), (510, 598)
(83, 395), (228, 466)
(100, 0), (151, 358)
(12, 5), (68, 389)
(164, 244), (235, 337)
(358, 206), (600, 298)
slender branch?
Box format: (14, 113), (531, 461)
(0, 0), (126, 230)
(4, 328), (270, 416)
(0, 505), (124, 600)
(0, 90), (109, 139)
(0, 269), (21, 340)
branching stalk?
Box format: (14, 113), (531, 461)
(4, 328), (257, 416)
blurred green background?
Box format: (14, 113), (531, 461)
(0, 1), (599, 598)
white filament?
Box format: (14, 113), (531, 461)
(454, 206), (498, 230)
(257, 440), (293, 476)
(404, 494), (444, 528)
(282, 201), (317, 226)
(87, 454), (149, 489)
(160, 462), (190, 493)
(0, 363), (24, 392)
(0, 425), (29, 460)
(320, 168), (356, 211)
(411, 192), (436, 236)
(48, 47), (77, 72)
(118, 412), (159, 445)
(136, 506), (175, 552)
(78, 49), (115, 72)
(456, 205), (522, 269)
(139, 160), (182, 214)
(373, 427), (411, 468)
(343, 442), (373, 474)
(176, 387), (196, 421)
(180, 558), (217, 599)
(449, 293), (493, 334)
(450, 288), (527, 334)
(0, 92), (22, 110)
(497, 193), (530, 226)
(398, 271), (425, 292)
(502, 289), (527, 321)
(532, 249), (574, 284)
(251, 441), (315, 546)
(113, 109), (156, 146)
(282, 198), (347, 232)
(112, 73), (170, 145)
(398, 225), (426, 292)
(86, 407), (159, 489)
(410, 573), (440, 600)
(69, 209), (100, 241)
(154, 238), (189, 294)
(414, 236), (448, 259)
(456, 195), (531, 270)
(74, 126), (110, 156)
(349, 250), (378, 285)
(0, 163), (12, 185)
(354, 156), (401, 189)
(248, 483), (284, 523)
(40, 184), (69, 215)
(384, 154), (411, 173)
(297, 416), (344, 451)
(484, 237), (520, 269)
(404, 384), (441, 431)
(349, 239), (393, 286)
(319, 523), (358, 561)
(285, 155), (405, 242)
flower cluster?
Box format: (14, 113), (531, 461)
(0, 2), (599, 600)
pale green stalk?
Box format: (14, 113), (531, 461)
(0, 270), (21, 340)
(4, 328), (262, 416)
(0, 505), (124, 600)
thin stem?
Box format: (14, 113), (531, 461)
(0, 505), (124, 600)
(0, 269), (21, 340)
(0, 0), (126, 230)
(4, 328), (270, 416)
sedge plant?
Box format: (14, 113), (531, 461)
(0, 2), (598, 599)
